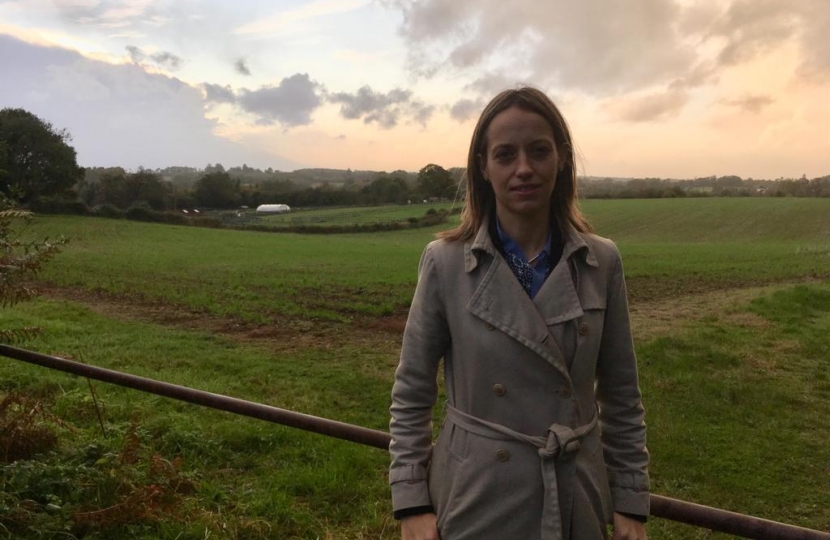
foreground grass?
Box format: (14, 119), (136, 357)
(642, 283), (830, 537)
(1, 300), (398, 539)
(2, 284), (829, 538)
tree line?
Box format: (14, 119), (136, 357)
(2, 108), (829, 216)
(73, 162), (459, 212)
(579, 175), (830, 199)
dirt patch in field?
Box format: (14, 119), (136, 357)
(628, 285), (781, 342)
(37, 277), (821, 354)
(36, 284), (403, 355)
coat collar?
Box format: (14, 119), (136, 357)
(464, 216), (598, 273)
(464, 215), (598, 379)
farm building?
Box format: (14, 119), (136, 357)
(256, 204), (291, 214)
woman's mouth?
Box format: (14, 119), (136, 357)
(511, 184), (541, 193)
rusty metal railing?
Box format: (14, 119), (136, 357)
(1, 344), (828, 540)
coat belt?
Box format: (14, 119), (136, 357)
(445, 405), (599, 540)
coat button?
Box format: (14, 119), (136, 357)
(485, 322), (496, 331)
(493, 384), (506, 397)
(559, 386), (572, 398)
(496, 449), (510, 462)
(579, 322), (589, 336)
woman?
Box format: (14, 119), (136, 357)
(389, 87), (649, 540)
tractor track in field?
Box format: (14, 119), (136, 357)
(36, 276), (826, 352)
(35, 283), (407, 355)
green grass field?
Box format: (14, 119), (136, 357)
(1, 197), (829, 539)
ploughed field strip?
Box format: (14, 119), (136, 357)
(37, 277), (824, 349)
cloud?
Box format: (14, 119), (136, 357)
(409, 101), (436, 127)
(721, 94), (775, 113)
(389, 0), (830, 119)
(234, 57), (251, 76)
(0, 33), (292, 170)
(464, 73), (523, 96)
(234, 0), (371, 35)
(328, 86), (434, 128)
(126, 44), (143, 63)
(150, 51), (181, 70)
(125, 45), (182, 71)
(236, 73), (323, 127)
(392, 0), (697, 95)
(330, 86), (409, 124)
(202, 83), (236, 104)
(703, 1), (830, 84)
(795, 0), (830, 83)
(668, 63), (719, 91)
(201, 75), (328, 127)
(711, 0), (800, 67)
(606, 89), (689, 123)
(53, 0), (162, 28)
(449, 98), (483, 122)
(200, 79), (435, 129)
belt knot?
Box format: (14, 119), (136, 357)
(538, 424), (581, 460)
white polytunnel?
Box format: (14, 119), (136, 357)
(255, 204), (291, 213)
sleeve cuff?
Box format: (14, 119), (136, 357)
(611, 486), (650, 517)
(618, 511), (647, 523)
(394, 505), (435, 520)
(391, 479), (432, 512)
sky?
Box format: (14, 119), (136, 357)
(0, 0), (828, 179)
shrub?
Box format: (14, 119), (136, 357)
(29, 196), (90, 216)
(0, 393), (60, 462)
(125, 203), (156, 222)
(159, 212), (188, 226)
(190, 216), (223, 229)
(93, 204), (125, 219)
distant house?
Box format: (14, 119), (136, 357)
(256, 204), (291, 214)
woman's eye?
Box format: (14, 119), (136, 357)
(494, 150), (514, 161)
(533, 146), (552, 157)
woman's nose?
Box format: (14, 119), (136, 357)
(515, 152), (533, 178)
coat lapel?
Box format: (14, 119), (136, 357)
(533, 257), (583, 325)
(533, 228), (597, 324)
(464, 221), (572, 379)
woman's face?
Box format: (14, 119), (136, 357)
(480, 106), (560, 225)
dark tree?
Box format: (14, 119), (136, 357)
(416, 163), (455, 199)
(194, 171), (239, 208)
(123, 170), (170, 210)
(96, 170), (130, 208)
(94, 170), (170, 210)
(0, 108), (84, 203)
(361, 174), (410, 204)
(204, 163), (226, 174)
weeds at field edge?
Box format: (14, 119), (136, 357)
(0, 394), (205, 538)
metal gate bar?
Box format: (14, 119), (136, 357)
(1, 344), (827, 540)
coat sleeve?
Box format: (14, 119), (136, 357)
(389, 242), (451, 512)
(595, 247), (650, 517)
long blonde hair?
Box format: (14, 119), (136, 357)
(439, 86), (592, 242)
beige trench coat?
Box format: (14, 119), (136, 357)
(389, 220), (649, 540)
